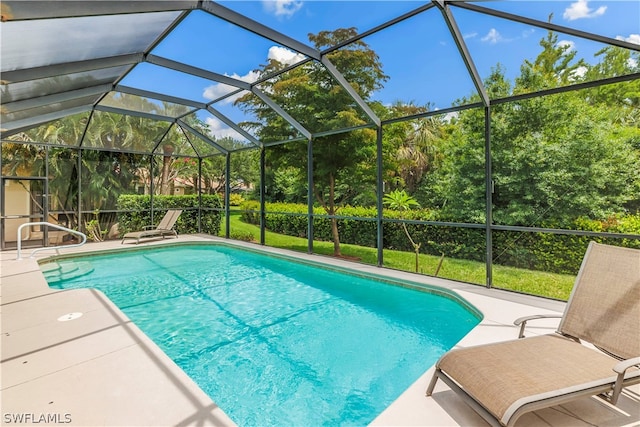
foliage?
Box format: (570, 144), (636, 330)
(116, 194), (222, 236)
(80, 150), (145, 210)
(379, 103), (445, 194)
(172, 142), (260, 196)
(84, 210), (107, 242)
(1, 142), (46, 177)
(418, 30), (640, 226)
(235, 27), (388, 256)
(229, 230), (255, 242)
(241, 201), (640, 274)
(239, 200), (261, 224)
(383, 189), (422, 272)
(2, 24), (638, 289)
(222, 209), (576, 300)
(228, 193), (245, 206)
(263, 164), (308, 203)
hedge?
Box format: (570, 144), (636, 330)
(117, 194), (222, 236)
(240, 201), (640, 274)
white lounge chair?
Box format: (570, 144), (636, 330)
(121, 209), (182, 244)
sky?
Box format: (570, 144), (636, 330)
(119, 0), (640, 140)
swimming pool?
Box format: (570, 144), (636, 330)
(42, 243), (481, 426)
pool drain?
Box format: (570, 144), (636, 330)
(57, 312), (83, 322)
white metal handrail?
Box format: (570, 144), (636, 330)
(16, 222), (87, 260)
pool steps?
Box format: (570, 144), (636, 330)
(41, 260), (94, 283)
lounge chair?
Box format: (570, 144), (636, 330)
(426, 241), (640, 427)
(121, 209), (182, 244)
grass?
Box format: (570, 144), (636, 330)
(220, 210), (575, 301)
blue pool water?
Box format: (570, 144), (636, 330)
(44, 244), (481, 426)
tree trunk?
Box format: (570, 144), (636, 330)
(161, 155), (171, 195)
(402, 223), (421, 272)
(328, 173), (341, 257)
(161, 145), (174, 195)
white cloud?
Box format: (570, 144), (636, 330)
(481, 28), (503, 44)
(202, 83), (236, 101)
(563, 0), (606, 21)
(479, 27), (533, 45)
(262, 0), (303, 18)
(558, 40), (576, 52)
(616, 34), (640, 45)
(202, 46), (305, 103)
(521, 28), (536, 38)
(463, 32), (478, 40)
(202, 70), (260, 102)
(267, 45), (306, 66)
(205, 117), (243, 140)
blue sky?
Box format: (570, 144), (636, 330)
(120, 0), (640, 139)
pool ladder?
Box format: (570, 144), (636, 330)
(16, 222), (87, 260)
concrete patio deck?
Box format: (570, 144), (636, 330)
(2, 235), (638, 426)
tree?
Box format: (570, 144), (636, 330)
(582, 45), (640, 213)
(583, 45), (640, 109)
(236, 28), (388, 256)
(516, 25), (587, 92)
(174, 139), (260, 197)
(379, 102), (445, 195)
(383, 189), (422, 272)
(420, 33), (640, 226)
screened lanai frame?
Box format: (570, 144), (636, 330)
(2, 0), (639, 291)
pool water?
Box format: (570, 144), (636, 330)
(44, 244), (481, 426)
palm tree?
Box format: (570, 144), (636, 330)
(383, 189), (422, 272)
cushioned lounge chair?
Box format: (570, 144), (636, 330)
(426, 241), (640, 427)
(121, 209), (182, 244)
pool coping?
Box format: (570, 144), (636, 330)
(2, 235), (638, 427)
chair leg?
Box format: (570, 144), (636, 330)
(426, 369), (440, 396)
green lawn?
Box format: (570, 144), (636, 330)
(220, 210), (575, 300)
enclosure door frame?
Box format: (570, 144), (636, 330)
(1, 176), (49, 250)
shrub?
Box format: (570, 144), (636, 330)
(240, 200), (261, 224)
(239, 202), (640, 275)
(229, 230), (255, 242)
(228, 193), (244, 206)
(117, 194), (222, 236)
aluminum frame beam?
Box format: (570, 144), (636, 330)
(177, 119), (229, 155)
(1, 53), (143, 84)
(200, 1), (320, 61)
(0, 105), (93, 137)
(261, 135), (308, 148)
(320, 56), (381, 127)
(0, 1), (197, 21)
(206, 105), (262, 147)
(94, 105), (175, 122)
(454, 2), (640, 53)
(146, 54), (252, 91)
(491, 72), (640, 105)
(252, 87), (312, 139)
(114, 85), (207, 109)
(434, 0), (489, 107)
(323, 2), (436, 54)
(4, 84), (113, 114)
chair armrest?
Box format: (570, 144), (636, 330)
(142, 225), (156, 230)
(611, 356), (640, 404)
(613, 357), (640, 374)
(514, 314), (563, 338)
